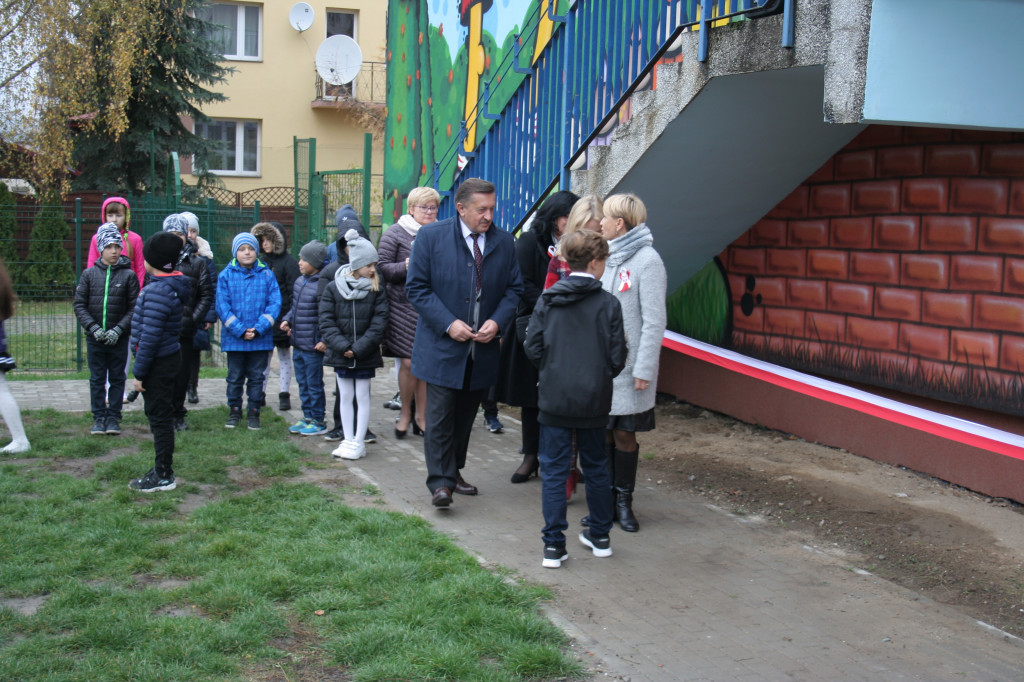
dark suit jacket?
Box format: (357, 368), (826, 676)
(406, 215), (523, 391)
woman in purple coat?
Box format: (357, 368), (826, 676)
(377, 187), (440, 438)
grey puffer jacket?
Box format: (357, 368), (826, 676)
(377, 220), (418, 357)
(600, 224), (667, 416)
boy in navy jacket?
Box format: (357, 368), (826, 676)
(73, 223), (140, 435)
(216, 232), (282, 430)
(524, 230), (627, 568)
(280, 240), (328, 435)
(129, 232), (190, 492)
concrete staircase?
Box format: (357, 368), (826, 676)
(570, 0), (872, 291)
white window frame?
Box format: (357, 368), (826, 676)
(201, 2), (263, 62)
(326, 9), (358, 41)
(192, 118), (261, 177)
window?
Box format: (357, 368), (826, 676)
(194, 119), (260, 176)
(198, 3), (261, 60)
(323, 10), (358, 98)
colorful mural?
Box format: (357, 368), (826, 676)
(384, 0), (566, 224)
(668, 126), (1024, 417)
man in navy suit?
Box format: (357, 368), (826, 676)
(406, 178), (523, 508)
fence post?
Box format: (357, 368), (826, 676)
(362, 132), (372, 228)
(75, 198), (83, 372)
(254, 200), (260, 224)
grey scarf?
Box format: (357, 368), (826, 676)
(334, 265), (373, 300)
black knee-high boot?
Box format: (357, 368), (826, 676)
(613, 447), (639, 532)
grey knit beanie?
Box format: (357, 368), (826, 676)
(345, 229), (378, 271)
(162, 213), (188, 236)
(298, 240), (328, 270)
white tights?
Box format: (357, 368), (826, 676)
(337, 376), (370, 444)
(262, 347), (293, 394)
(0, 373), (30, 453)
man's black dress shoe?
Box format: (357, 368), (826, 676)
(454, 476), (478, 495)
(431, 487), (453, 507)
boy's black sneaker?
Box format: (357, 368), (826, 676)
(542, 545), (568, 569)
(579, 529), (613, 558)
(129, 469), (176, 492)
(383, 392), (401, 409)
(173, 417), (189, 432)
(91, 418), (106, 435)
(105, 417), (121, 435)
(364, 429), (377, 444)
(225, 407), (242, 428)
(125, 389), (140, 403)
(247, 409), (261, 431)
(187, 387), (199, 404)
(324, 428), (344, 442)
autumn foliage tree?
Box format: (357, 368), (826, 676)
(0, 1), (227, 193)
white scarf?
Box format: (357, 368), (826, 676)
(398, 214), (422, 237)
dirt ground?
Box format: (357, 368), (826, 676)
(640, 397), (1024, 639)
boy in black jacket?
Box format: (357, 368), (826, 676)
(73, 223), (140, 435)
(524, 230), (627, 568)
(129, 232), (190, 492)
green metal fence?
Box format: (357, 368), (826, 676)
(0, 196), (258, 373)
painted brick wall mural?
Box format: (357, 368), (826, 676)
(720, 125), (1024, 416)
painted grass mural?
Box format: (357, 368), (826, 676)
(384, 0), (568, 224)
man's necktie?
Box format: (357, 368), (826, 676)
(471, 233), (483, 293)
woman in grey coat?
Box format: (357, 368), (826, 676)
(377, 187), (440, 438)
(597, 193), (667, 532)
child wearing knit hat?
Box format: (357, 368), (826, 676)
(127, 233), (192, 492)
(319, 229), (389, 460)
(216, 231), (282, 430)
(73, 223), (140, 436)
(280, 240), (329, 436)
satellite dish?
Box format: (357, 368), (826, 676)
(315, 35), (363, 85)
(289, 2), (314, 32)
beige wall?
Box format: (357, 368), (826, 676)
(194, 1), (386, 193)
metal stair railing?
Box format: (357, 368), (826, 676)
(433, 0), (790, 232)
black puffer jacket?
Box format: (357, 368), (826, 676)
(73, 255), (140, 334)
(175, 240), (214, 340)
(318, 272), (388, 370)
(524, 276), (627, 429)
(252, 222), (300, 347)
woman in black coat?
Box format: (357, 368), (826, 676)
(498, 190), (579, 483)
(252, 222), (300, 410)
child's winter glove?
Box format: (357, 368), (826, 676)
(104, 328), (122, 345)
(91, 326), (105, 342)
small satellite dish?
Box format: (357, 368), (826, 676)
(289, 2), (314, 32)
(315, 35), (363, 85)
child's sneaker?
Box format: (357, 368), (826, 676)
(324, 428), (344, 442)
(129, 469), (176, 492)
(289, 419), (310, 434)
(579, 529), (613, 558)
(339, 441), (366, 460)
(331, 441), (350, 458)
(247, 409), (261, 431)
(105, 417), (121, 435)
(299, 420), (328, 436)
(91, 418), (106, 435)
(225, 407), (242, 428)
(542, 545), (568, 569)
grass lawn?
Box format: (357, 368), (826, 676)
(0, 408), (582, 681)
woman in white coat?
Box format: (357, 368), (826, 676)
(596, 193), (666, 532)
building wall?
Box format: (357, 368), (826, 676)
(197, 1), (386, 192)
(716, 125), (1024, 416)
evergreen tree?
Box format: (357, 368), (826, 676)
(23, 195), (75, 297)
(70, 0), (229, 193)
(0, 183), (19, 269)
